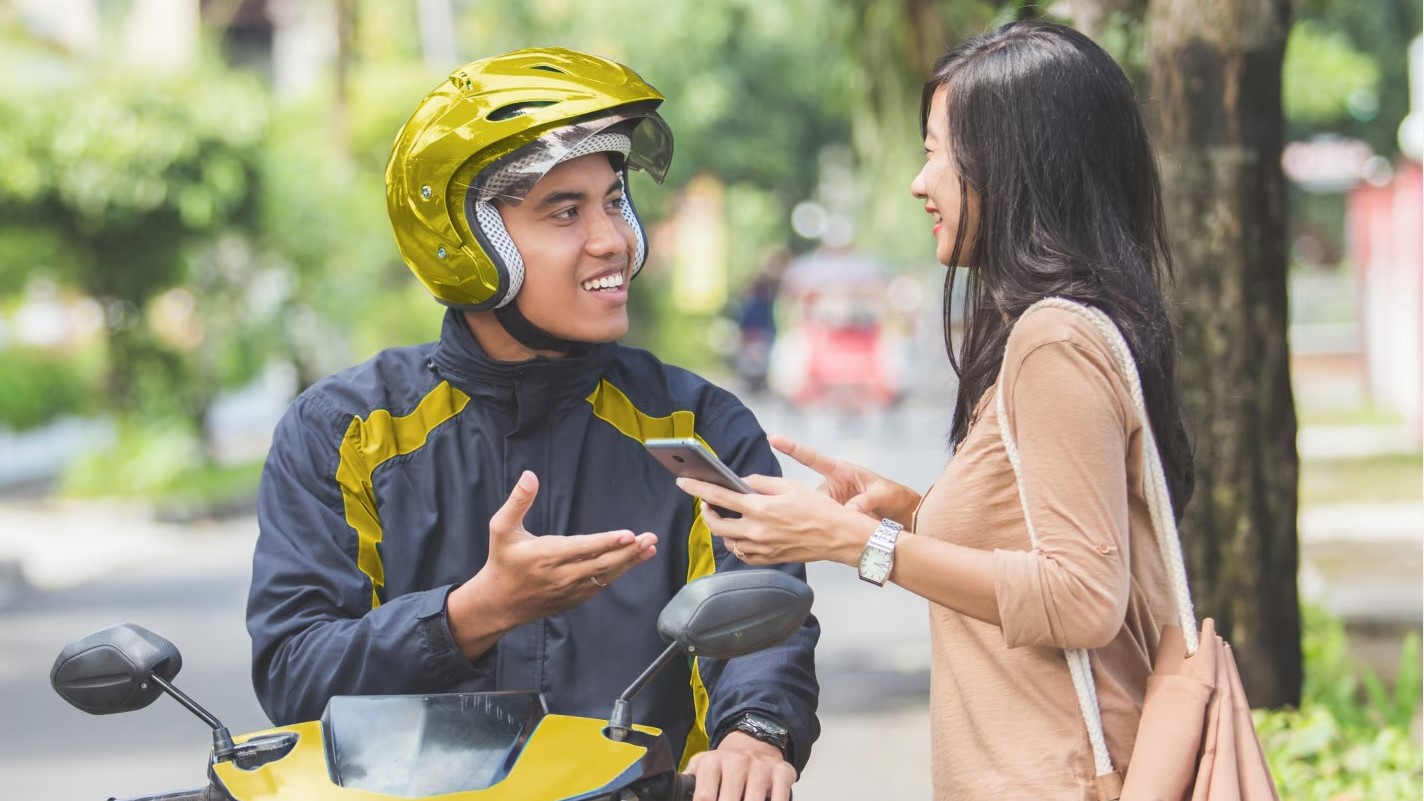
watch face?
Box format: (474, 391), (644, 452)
(859, 545), (893, 581)
(735, 713), (790, 754)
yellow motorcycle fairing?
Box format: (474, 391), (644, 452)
(212, 715), (659, 801)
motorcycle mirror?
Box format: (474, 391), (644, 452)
(52, 623), (239, 762)
(51, 623), (182, 715)
(657, 569), (813, 658)
(607, 569), (813, 741)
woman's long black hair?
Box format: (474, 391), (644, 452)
(925, 20), (1195, 517)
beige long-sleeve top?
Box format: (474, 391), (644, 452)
(913, 307), (1176, 800)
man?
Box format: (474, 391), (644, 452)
(246, 47), (819, 801)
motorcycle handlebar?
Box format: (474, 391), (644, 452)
(109, 786), (224, 801)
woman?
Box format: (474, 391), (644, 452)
(677, 20), (1195, 800)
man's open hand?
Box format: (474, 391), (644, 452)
(446, 471), (656, 657)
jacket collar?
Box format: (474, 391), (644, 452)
(431, 308), (617, 398)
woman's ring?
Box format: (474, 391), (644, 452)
(590, 575), (608, 588)
(731, 543), (747, 560)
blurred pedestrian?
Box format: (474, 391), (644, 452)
(732, 251), (787, 393)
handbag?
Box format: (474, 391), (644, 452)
(995, 297), (1280, 801)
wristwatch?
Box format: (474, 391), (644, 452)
(724, 711), (791, 759)
(857, 518), (903, 586)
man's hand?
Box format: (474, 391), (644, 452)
(769, 434), (921, 524)
(686, 731), (796, 801)
(446, 471), (657, 658)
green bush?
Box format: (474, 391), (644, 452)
(1256, 606), (1423, 800)
(61, 418), (264, 516)
(61, 419), (202, 499)
(0, 348), (95, 431)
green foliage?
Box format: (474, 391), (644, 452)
(838, 1), (1011, 268)
(446, 0), (859, 256)
(0, 71), (267, 298)
(1290, 0), (1422, 155)
(62, 419), (204, 499)
(149, 458), (265, 521)
(1283, 22), (1382, 126)
(1255, 606), (1423, 800)
(0, 67), (270, 416)
(253, 73), (440, 379)
(0, 347), (95, 431)
(347, 281), (444, 363)
(1298, 605), (1422, 732)
(1088, 10), (1150, 91)
(0, 227), (66, 292)
(1258, 707), (1421, 801)
(61, 415), (264, 516)
(346, 62), (442, 174)
(1054, 2), (1415, 157)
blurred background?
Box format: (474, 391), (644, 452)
(0, 0), (1419, 799)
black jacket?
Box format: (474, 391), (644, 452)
(247, 309), (820, 770)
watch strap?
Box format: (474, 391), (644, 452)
(869, 517), (903, 547)
(718, 711), (792, 760)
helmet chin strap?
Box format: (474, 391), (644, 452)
(493, 300), (594, 357)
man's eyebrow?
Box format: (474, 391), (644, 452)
(531, 179), (625, 211)
(533, 189), (586, 211)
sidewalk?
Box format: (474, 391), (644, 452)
(0, 499), (251, 608)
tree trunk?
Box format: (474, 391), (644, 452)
(1146, 0), (1301, 707)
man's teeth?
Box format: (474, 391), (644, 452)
(581, 273), (625, 291)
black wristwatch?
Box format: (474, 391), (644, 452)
(721, 712), (791, 759)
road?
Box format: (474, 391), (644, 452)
(0, 395), (954, 801)
(0, 520), (269, 800)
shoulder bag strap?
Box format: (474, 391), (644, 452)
(994, 296), (1199, 785)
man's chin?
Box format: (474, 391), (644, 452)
(540, 320), (629, 345)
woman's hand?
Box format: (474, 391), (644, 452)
(675, 474), (878, 568)
(769, 434), (923, 524)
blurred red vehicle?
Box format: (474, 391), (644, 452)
(770, 250), (904, 410)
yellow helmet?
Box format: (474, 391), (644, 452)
(385, 47), (674, 309)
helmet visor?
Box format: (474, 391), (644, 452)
(471, 109), (673, 205)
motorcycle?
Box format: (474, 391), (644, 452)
(50, 569), (813, 801)
(770, 250), (905, 412)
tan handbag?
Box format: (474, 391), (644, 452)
(996, 298), (1280, 801)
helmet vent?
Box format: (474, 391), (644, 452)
(488, 101), (556, 121)
(531, 64), (567, 74)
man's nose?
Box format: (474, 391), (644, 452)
(586, 209), (630, 258)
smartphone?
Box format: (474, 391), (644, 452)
(644, 437), (754, 495)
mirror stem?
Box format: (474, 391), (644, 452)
(151, 674), (237, 762)
(607, 642), (683, 742)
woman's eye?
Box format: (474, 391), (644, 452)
(552, 207), (578, 221)
(607, 196), (626, 211)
